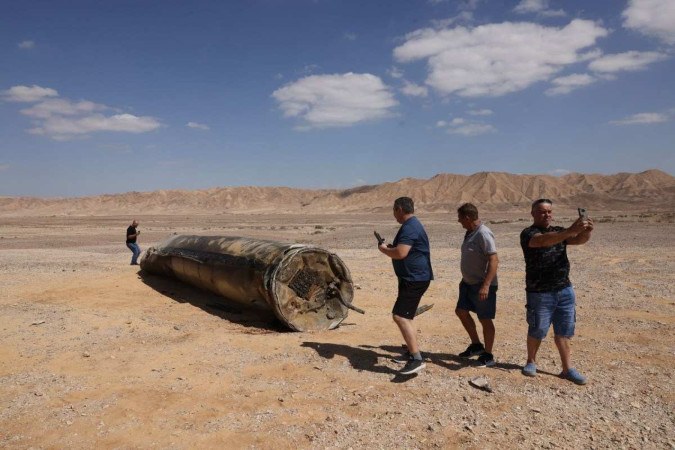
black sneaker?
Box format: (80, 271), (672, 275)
(392, 351), (413, 363)
(459, 343), (484, 358)
(477, 351), (496, 367)
(400, 358), (426, 375)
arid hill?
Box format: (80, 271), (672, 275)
(1, 169), (673, 216)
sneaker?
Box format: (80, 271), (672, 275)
(477, 352), (496, 367)
(459, 343), (484, 358)
(400, 358), (426, 375)
(392, 351), (413, 364)
(522, 362), (537, 377)
(561, 368), (587, 385)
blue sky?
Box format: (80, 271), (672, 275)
(1, 0), (674, 197)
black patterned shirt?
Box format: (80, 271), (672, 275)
(520, 225), (571, 293)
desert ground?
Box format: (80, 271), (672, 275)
(1, 212), (673, 449)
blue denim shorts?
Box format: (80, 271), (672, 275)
(526, 286), (576, 339)
(456, 280), (497, 320)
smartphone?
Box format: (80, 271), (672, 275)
(374, 231), (384, 245)
(577, 208), (588, 220)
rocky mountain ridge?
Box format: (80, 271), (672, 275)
(1, 169), (673, 216)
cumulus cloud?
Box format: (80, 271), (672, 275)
(545, 73), (597, 95)
(393, 19), (607, 97)
(18, 40), (35, 49)
(3, 84), (161, 140)
(623, 0), (675, 44)
(187, 121), (210, 130)
(2, 85), (58, 102)
(272, 73), (398, 129)
(588, 50), (668, 73)
(401, 81), (429, 97)
(609, 112), (669, 125)
(468, 108), (493, 116)
(513, 0), (566, 17)
(438, 117), (496, 136)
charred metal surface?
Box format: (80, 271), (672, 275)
(140, 235), (356, 331)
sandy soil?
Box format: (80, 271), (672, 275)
(1, 213), (673, 449)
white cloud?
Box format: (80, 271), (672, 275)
(588, 50), (668, 73)
(513, 0), (566, 17)
(609, 112), (669, 125)
(272, 73), (398, 129)
(387, 66), (404, 79)
(545, 73), (596, 95)
(393, 19), (607, 97)
(28, 114), (161, 138)
(187, 121), (210, 130)
(438, 117), (496, 136)
(0, 163), (9, 171)
(401, 80), (429, 97)
(18, 40), (35, 49)
(4, 84), (161, 140)
(623, 0), (675, 44)
(343, 32), (357, 41)
(20, 98), (107, 119)
(3, 85), (58, 102)
(468, 108), (493, 116)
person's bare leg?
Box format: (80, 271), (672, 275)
(456, 309), (481, 344)
(479, 319), (495, 353)
(554, 335), (572, 372)
(526, 335), (542, 364)
(393, 315), (419, 354)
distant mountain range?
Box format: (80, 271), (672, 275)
(1, 170), (674, 216)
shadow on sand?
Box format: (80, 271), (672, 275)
(302, 342), (527, 382)
(138, 270), (286, 333)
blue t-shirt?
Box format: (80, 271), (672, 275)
(392, 216), (433, 282)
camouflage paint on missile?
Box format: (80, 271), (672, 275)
(140, 235), (356, 331)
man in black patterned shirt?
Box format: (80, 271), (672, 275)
(520, 199), (593, 385)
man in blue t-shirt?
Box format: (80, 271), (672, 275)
(378, 197), (433, 375)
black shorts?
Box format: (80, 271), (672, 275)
(392, 279), (431, 320)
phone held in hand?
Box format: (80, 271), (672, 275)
(374, 231), (385, 245)
(577, 208), (588, 220)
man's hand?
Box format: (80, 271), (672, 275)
(478, 285), (489, 301)
(568, 217), (586, 235)
(583, 217), (594, 232)
(567, 217), (594, 245)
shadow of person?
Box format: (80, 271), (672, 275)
(138, 271), (285, 333)
(377, 344), (468, 371)
(301, 342), (421, 382)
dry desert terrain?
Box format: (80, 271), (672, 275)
(1, 212), (674, 449)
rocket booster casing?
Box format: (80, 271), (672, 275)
(140, 235), (355, 331)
